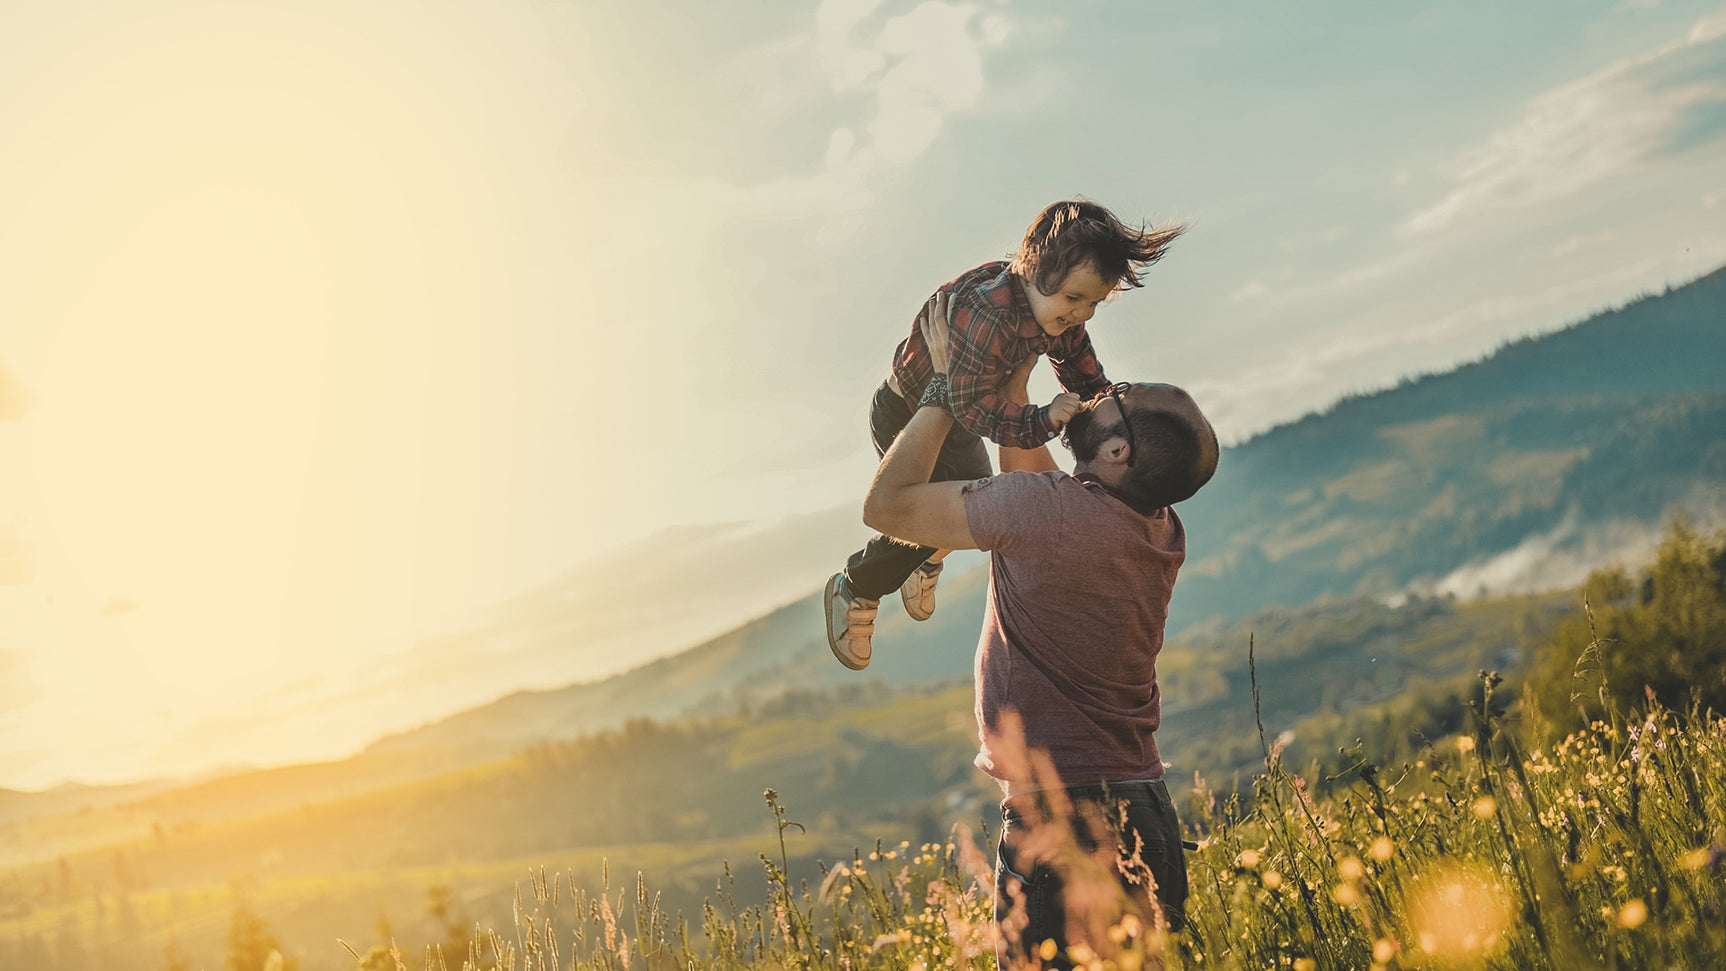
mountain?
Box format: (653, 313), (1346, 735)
(361, 263), (1726, 763)
(3, 265), (1717, 832)
(359, 557), (992, 767)
(1169, 264), (1726, 627)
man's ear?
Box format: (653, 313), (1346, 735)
(1098, 436), (1131, 467)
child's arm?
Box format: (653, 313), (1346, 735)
(996, 358), (1061, 474)
(934, 292), (1081, 448)
(918, 297), (1059, 474)
(1046, 327), (1112, 401)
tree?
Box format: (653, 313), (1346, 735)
(1531, 519), (1726, 729)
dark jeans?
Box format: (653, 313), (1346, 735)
(994, 780), (1188, 969)
(842, 380), (992, 600)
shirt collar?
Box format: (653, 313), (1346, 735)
(1007, 271), (1046, 340)
(1074, 472), (1166, 518)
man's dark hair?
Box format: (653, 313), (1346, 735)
(1062, 407), (1218, 508)
(1010, 199), (1186, 296)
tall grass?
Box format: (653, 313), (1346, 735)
(367, 677), (1724, 971)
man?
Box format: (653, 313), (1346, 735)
(858, 295), (1219, 967)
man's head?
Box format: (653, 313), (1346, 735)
(1061, 383), (1218, 508)
(1010, 200), (1186, 337)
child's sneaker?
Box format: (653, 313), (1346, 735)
(825, 573), (879, 670)
(900, 560), (943, 622)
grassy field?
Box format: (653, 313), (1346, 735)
(413, 685), (1724, 971)
(6, 683), (1722, 969)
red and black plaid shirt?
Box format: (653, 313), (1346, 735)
(891, 261), (1111, 448)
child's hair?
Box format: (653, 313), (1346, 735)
(1010, 200), (1185, 296)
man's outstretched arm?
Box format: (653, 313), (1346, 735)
(862, 404), (978, 551)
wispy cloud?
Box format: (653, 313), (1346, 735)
(1406, 12), (1726, 234)
(1551, 230), (1616, 257)
(1231, 246), (1430, 306)
(0, 650), (34, 717)
(0, 520), (28, 587)
(759, 0), (1014, 211)
(0, 358), (33, 422)
(1189, 245), (1721, 440)
(600, 2), (1016, 250)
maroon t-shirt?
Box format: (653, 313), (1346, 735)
(962, 470), (1186, 787)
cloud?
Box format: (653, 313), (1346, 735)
(1189, 250), (1691, 441)
(0, 651), (33, 715)
(0, 521), (29, 587)
(1551, 230), (1616, 257)
(0, 358), (34, 422)
(600, 1), (1015, 250)
(1234, 246), (1431, 306)
(804, 0), (1012, 200)
(1406, 12), (1726, 234)
(1415, 500), (1726, 601)
(99, 596), (140, 618)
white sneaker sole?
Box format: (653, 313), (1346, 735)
(825, 573), (871, 671)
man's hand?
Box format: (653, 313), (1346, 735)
(999, 357), (1060, 474)
(1046, 392), (1082, 428)
(1003, 355), (1037, 405)
(917, 291), (953, 374)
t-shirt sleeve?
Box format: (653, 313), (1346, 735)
(961, 471), (1067, 553)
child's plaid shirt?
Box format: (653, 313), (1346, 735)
(890, 261), (1111, 449)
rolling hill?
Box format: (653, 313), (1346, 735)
(354, 262), (1726, 765)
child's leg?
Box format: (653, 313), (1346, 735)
(913, 421), (992, 570)
(842, 386), (992, 601)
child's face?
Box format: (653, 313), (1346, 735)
(1024, 262), (1116, 338)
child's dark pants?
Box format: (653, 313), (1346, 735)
(843, 379), (992, 601)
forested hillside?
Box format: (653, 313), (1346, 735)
(1171, 265), (1726, 626)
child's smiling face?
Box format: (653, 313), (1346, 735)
(1024, 262), (1116, 337)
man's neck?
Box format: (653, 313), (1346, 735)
(1073, 469), (1162, 516)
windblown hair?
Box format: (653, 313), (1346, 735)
(1062, 407), (1218, 508)
(1009, 199), (1186, 296)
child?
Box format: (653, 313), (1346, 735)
(826, 199), (1184, 670)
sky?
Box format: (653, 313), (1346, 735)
(2, 0), (1724, 790)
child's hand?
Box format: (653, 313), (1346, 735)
(1046, 392), (1082, 428)
(917, 291), (954, 374)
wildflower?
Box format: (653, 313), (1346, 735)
(1334, 883), (1360, 906)
(1618, 900), (1647, 929)
(1681, 848), (1711, 870)
(1039, 939), (1059, 961)
(1370, 837), (1394, 861)
(1472, 796), (1496, 819)
(1406, 864), (1510, 961)
(1237, 849), (1261, 868)
(1262, 871), (1283, 889)
(1294, 959), (1317, 971)
(1373, 938), (1398, 963)
(1339, 856), (1364, 881)
(1456, 736), (1476, 753)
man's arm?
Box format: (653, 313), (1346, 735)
(1047, 327), (1111, 400)
(996, 356), (1060, 474)
(861, 404), (978, 551)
